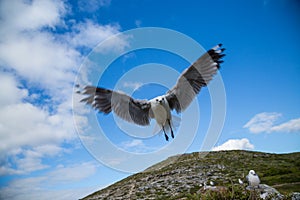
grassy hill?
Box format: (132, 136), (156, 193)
(82, 150), (300, 199)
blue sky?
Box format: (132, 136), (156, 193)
(0, 0), (299, 199)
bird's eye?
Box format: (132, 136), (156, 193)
(156, 99), (158, 101)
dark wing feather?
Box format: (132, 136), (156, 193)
(81, 86), (151, 126)
(166, 44), (225, 113)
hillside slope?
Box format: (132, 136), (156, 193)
(82, 150), (300, 199)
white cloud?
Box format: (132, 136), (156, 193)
(0, 99), (74, 154)
(121, 52), (137, 63)
(120, 139), (158, 154)
(0, 32), (79, 95)
(212, 138), (254, 151)
(64, 20), (130, 54)
(0, 0), (129, 177)
(0, 79), (80, 174)
(13, 151), (50, 174)
(0, 73), (28, 106)
(243, 112), (300, 134)
(0, 144), (66, 175)
(270, 118), (300, 133)
(0, 0), (65, 32)
(48, 162), (97, 183)
(67, 20), (122, 49)
(0, 0), (131, 198)
(122, 139), (145, 148)
(0, 0), (78, 100)
(0, 1), (127, 97)
(122, 81), (143, 90)
(0, 162), (98, 200)
(243, 112), (281, 133)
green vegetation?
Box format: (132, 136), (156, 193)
(82, 150), (300, 199)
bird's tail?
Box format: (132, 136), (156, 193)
(152, 123), (163, 136)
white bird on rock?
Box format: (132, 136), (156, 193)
(80, 44), (225, 141)
(246, 170), (260, 187)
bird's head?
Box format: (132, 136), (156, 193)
(151, 96), (167, 105)
(249, 170), (256, 175)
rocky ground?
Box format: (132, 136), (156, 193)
(82, 150), (300, 200)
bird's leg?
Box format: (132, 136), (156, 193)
(168, 119), (174, 138)
(162, 126), (169, 141)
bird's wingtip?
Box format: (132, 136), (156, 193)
(212, 43), (224, 50)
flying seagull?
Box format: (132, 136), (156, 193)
(246, 170), (260, 187)
(80, 44), (225, 141)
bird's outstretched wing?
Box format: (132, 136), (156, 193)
(166, 44), (225, 113)
(80, 86), (152, 126)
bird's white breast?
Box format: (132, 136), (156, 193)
(149, 95), (172, 126)
(248, 174), (260, 186)
(151, 104), (168, 125)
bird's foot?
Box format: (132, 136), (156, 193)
(168, 119), (174, 139)
(164, 133), (169, 141)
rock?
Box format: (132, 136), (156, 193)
(246, 184), (283, 200)
(82, 151), (300, 200)
(292, 192), (300, 200)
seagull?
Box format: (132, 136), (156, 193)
(246, 170), (260, 187)
(80, 44), (225, 141)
